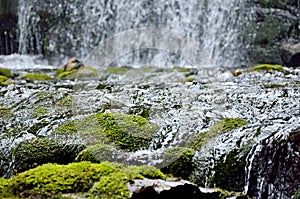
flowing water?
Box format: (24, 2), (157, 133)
(1, 1), (300, 199)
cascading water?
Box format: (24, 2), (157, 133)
(1, 1), (300, 199)
(17, 0), (247, 67)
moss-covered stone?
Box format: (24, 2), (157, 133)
(21, 73), (53, 81)
(57, 66), (98, 79)
(75, 143), (119, 163)
(3, 161), (165, 199)
(0, 75), (8, 82)
(12, 137), (85, 174)
(106, 66), (132, 75)
(211, 150), (247, 192)
(0, 177), (13, 198)
(54, 113), (159, 152)
(0, 67), (12, 78)
(161, 147), (195, 179)
(249, 64), (284, 72)
(188, 118), (248, 150)
(294, 188), (300, 199)
(96, 113), (158, 152)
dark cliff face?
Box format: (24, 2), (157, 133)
(245, 0), (300, 65)
(0, 0), (18, 55)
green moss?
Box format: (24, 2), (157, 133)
(55, 95), (74, 107)
(7, 161), (165, 198)
(249, 64), (284, 72)
(0, 107), (12, 119)
(179, 77), (196, 83)
(106, 66), (131, 75)
(189, 118), (248, 150)
(96, 113), (158, 152)
(21, 73), (53, 81)
(55, 66), (65, 76)
(57, 69), (78, 78)
(10, 162), (118, 197)
(0, 68), (12, 78)
(12, 137), (85, 174)
(54, 114), (110, 146)
(32, 107), (49, 117)
(0, 75), (8, 82)
(168, 66), (192, 73)
(89, 165), (165, 199)
(55, 113), (158, 152)
(0, 178), (13, 198)
(57, 66), (98, 79)
(161, 147), (195, 179)
(75, 144), (119, 163)
(294, 188), (300, 199)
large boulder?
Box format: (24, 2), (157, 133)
(246, 1), (300, 64)
(280, 42), (300, 67)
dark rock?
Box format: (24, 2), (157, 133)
(247, 128), (300, 199)
(128, 178), (221, 199)
(280, 43), (300, 67)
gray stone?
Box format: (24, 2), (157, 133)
(281, 43), (300, 67)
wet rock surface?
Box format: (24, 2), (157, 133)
(0, 61), (299, 198)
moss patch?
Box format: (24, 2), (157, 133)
(161, 147), (195, 179)
(12, 137), (85, 174)
(249, 64), (284, 72)
(0, 178), (13, 198)
(4, 161), (165, 199)
(0, 67), (12, 78)
(75, 143), (119, 163)
(188, 118), (248, 150)
(54, 113), (159, 152)
(21, 73), (53, 81)
(56, 69), (78, 78)
(106, 66), (132, 75)
(0, 75), (8, 82)
(97, 113), (158, 152)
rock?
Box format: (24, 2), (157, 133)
(280, 43), (300, 67)
(231, 70), (243, 76)
(0, 161), (166, 199)
(128, 178), (249, 199)
(54, 112), (159, 152)
(161, 147), (195, 179)
(63, 57), (84, 71)
(247, 128), (300, 198)
(12, 137), (85, 174)
(0, 67), (12, 77)
(128, 178), (220, 199)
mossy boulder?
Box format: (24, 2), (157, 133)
(211, 149), (247, 192)
(0, 177), (13, 198)
(0, 67), (12, 78)
(1, 161), (165, 198)
(188, 118), (248, 150)
(54, 113), (159, 152)
(161, 147), (195, 179)
(21, 73), (53, 81)
(56, 66), (98, 79)
(248, 64), (284, 72)
(97, 113), (158, 152)
(0, 75), (14, 86)
(12, 137), (85, 174)
(75, 143), (120, 163)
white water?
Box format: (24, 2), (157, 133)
(17, 0), (247, 67)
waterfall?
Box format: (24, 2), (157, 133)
(16, 0), (247, 67)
